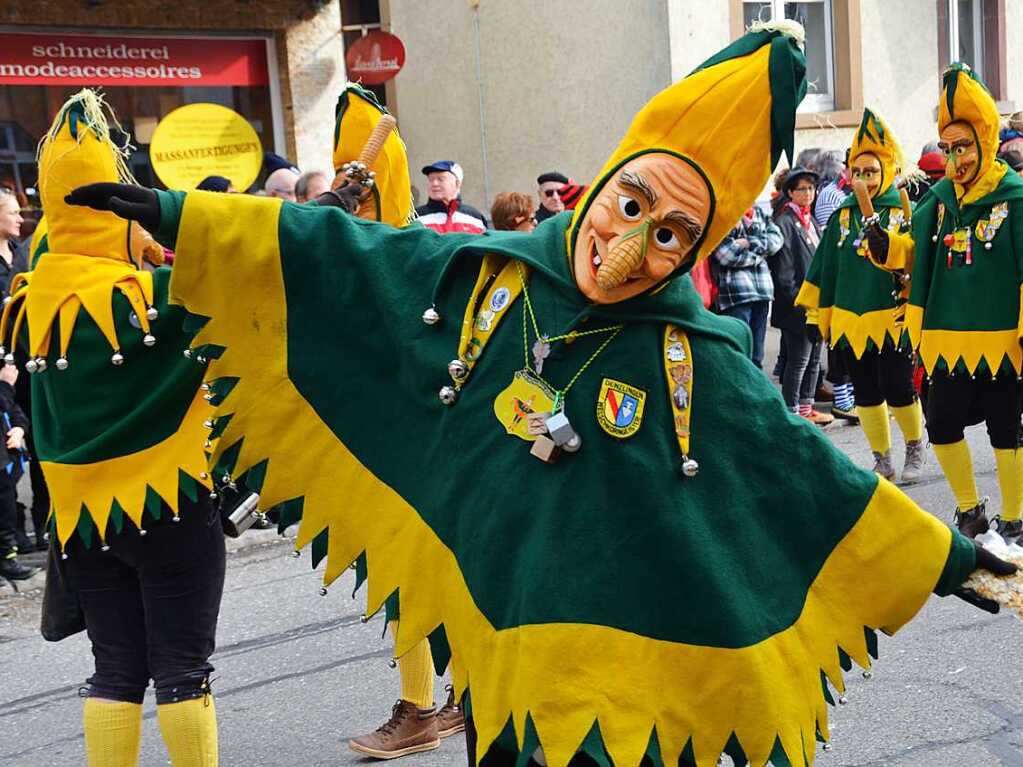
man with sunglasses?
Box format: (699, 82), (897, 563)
(535, 171), (569, 223)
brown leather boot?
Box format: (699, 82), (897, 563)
(436, 685), (465, 738)
(348, 700), (440, 759)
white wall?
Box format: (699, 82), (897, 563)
(286, 0), (348, 174)
(387, 0), (672, 212)
(666, 0), (731, 80)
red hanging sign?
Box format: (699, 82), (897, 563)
(345, 31), (406, 85)
(0, 33), (269, 87)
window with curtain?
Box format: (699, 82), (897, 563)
(742, 0), (836, 112)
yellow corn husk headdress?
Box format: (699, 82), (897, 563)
(567, 21), (807, 276)
(938, 63), (1001, 181)
(1, 89), (158, 366)
(850, 107), (904, 197)
(332, 82), (413, 226)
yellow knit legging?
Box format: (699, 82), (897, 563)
(891, 401), (923, 443)
(933, 439), (980, 510)
(389, 621), (434, 709)
(83, 699), (142, 767)
(858, 404), (891, 454)
(994, 448), (1023, 522)
(157, 697), (218, 766)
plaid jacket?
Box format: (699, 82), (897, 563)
(711, 206), (783, 310)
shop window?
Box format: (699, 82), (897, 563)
(0, 32), (278, 199)
(731, 0), (863, 128)
(937, 0), (1008, 103)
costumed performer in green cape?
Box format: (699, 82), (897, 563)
(327, 82), (468, 758)
(5, 90), (222, 766)
(67, 27), (1015, 767)
(866, 64), (1023, 544)
(795, 109), (925, 484)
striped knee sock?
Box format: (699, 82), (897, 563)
(833, 382), (855, 411)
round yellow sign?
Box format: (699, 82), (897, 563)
(149, 103), (262, 191)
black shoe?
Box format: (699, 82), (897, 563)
(0, 558), (39, 581)
(14, 530), (32, 553)
(954, 500), (989, 539)
(994, 516), (1023, 543)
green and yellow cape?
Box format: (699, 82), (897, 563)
(1, 91), (211, 548)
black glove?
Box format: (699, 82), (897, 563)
(953, 540), (1018, 614)
(805, 324), (822, 344)
(65, 183), (160, 233)
(863, 223), (889, 264)
(314, 182), (369, 214)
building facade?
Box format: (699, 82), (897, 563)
(377, 0), (1022, 210)
(1, 0), (345, 206)
(1, 1), (1020, 219)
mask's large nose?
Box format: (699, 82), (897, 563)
(596, 219), (651, 291)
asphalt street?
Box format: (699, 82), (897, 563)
(2, 339), (1023, 766)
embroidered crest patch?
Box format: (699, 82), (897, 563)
(596, 378), (646, 438)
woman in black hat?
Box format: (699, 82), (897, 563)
(770, 167), (832, 425)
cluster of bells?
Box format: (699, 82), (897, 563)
(341, 160), (377, 188)
(2, 305), (159, 372)
(421, 306), (462, 406)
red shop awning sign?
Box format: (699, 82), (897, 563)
(345, 31), (405, 85)
(0, 32), (269, 87)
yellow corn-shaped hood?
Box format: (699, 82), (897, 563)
(938, 63), (1001, 181)
(567, 22), (807, 277)
(850, 108), (904, 197)
(37, 90), (136, 263)
(332, 83), (412, 227)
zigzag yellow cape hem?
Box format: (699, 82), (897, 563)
(905, 304), (1023, 375)
(820, 306), (902, 358)
(45, 391), (213, 546)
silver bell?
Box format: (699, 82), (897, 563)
(931, 234), (939, 243)
(183, 349), (193, 359)
(448, 359), (468, 380)
(862, 669), (873, 679)
(34, 358), (47, 372)
(111, 351), (124, 366)
(204, 420), (214, 429)
(387, 659), (398, 669)
(438, 385), (458, 405)
(3, 354), (12, 366)
(172, 515), (181, 523)
(24, 358), (37, 374)
(56, 357), (69, 371)
(319, 587), (329, 597)
(201, 382), (210, 391)
(822, 743), (833, 752)
(838, 695), (848, 705)
(1, 296), (10, 307)
(0, 346), (6, 357)
(146, 306), (159, 321)
(681, 457), (700, 477)
(985, 241), (993, 250)
(143, 333), (156, 347)
(422, 306), (441, 325)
